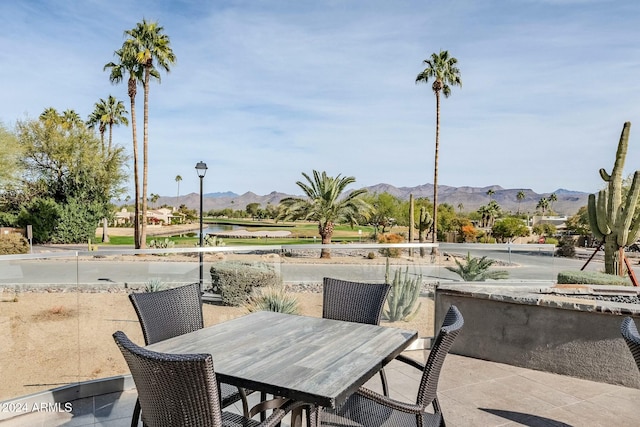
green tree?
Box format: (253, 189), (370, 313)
(246, 202), (260, 219)
(14, 115), (127, 243)
(278, 171), (371, 258)
(105, 41), (145, 248)
(492, 216), (530, 243)
(0, 123), (22, 187)
(122, 19), (176, 249)
(486, 188), (495, 201)
(533, 223), (556, 237)
(566, 206), (591, 236)
(366, 192), (402, 235)
(416, 50), (462, 250)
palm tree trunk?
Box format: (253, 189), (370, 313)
(129, 77), (141, 249)
(319, 222), (333, 258)
(140, 68), (150, 249)
(432, 90), (441, 254)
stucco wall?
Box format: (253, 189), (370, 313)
(435, 286), (640, 389)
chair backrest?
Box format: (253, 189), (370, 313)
(620, 317), (640, 371)
(113, 330), (222, 427)
(416, 305), (464, 408)
(322, 277), (391, 325)
(129, 282), (204, 345)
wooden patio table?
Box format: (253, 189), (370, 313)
(146, 310), (418, 426)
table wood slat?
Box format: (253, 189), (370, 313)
(147, 311), (417, 408)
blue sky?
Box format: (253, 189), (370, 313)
(2, 0), (640, 198)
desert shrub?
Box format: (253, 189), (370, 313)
(378, 233), (405, 258)
(366, 252), (376, 259)
(16, 197), (61, 243)
(0, 234), (29, 255)
(245, 286), (299, 314)
(545, 237), (559, 246)
(210, 261), (280, 306)
(383, 259), (421, 322)
(556, 237), (576, 258)
(557, 271), (630, 286)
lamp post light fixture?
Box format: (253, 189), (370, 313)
(195, 161), (208, 290)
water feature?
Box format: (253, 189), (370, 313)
(173, 223), (243, 238)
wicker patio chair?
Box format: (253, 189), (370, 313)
(311, 305), (464, 427)
(128, 283), (251, 426)
(620, 317), (640, 371)
(113, 331), (305, 427)
(322, 277), (391, 396)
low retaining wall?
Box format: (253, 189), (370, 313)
(435, 283), (640, 388)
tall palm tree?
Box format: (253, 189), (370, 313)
(175, 175), (182, 207)
(516, 190), (525, 215)
(278, 170), (372, 258)
(416, 50), (462, 249)
(121, 19), (176, 249)
(104, 38), (145, 248)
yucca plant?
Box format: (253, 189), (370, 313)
(446, 252), (509, 281)
(245, 286), (299, 314)
(144, 278), (166, 292)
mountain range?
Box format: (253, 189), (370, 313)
(155, 183), (590, 217)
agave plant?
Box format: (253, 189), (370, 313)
(446, 252), (509, 281)
(245, 286), (299, 314)
(144, 278), (166, 292)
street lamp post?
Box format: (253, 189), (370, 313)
(195, 161), (208, 291)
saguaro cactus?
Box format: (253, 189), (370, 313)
(587, 122), (640, 275)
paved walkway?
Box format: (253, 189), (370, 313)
(3, 352), (639, 426)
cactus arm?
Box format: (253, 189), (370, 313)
(596, 191), (612, 235)
(619, 171), (640, 246)
(599, 168), (611, 182)
(587, 194), (605, 240)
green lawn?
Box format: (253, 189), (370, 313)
(97, 220), (378, 247)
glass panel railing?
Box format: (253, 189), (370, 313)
(0, 241), (559, 405)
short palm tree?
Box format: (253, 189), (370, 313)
(87, 102), (108, 149)
(446, 252), (509, 281)
(416, 50), (462, 249)
(278, 170), (372, 258)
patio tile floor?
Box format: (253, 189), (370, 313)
(3, 351), (639, 426)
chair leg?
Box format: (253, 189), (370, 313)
(131, 398), (141, 427)
(379, 368), (389, 397)
(238, 387), (250, 418)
